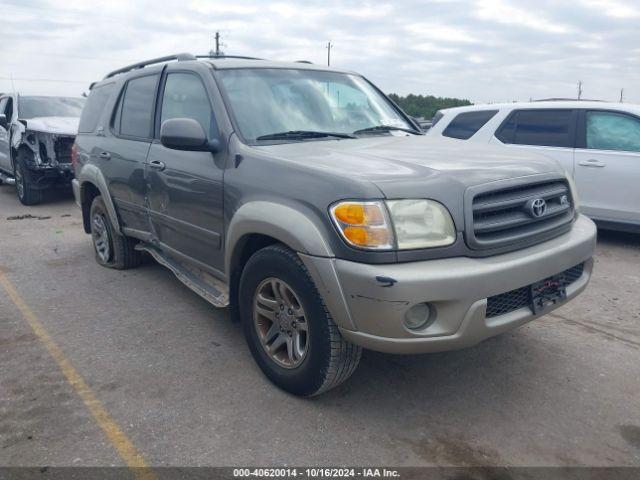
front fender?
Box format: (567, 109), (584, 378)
(225, 201), (334, 274)
(77, 163), (121, 235)
(225, 201), (358, 330)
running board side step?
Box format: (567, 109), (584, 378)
(136, 244), (229, 308)
(0, 171), (16, 185)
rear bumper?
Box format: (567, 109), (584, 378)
(301, 214), (597, 354)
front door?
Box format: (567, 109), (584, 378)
(146, 71), (224, 271)
(574, 110), (640, 225)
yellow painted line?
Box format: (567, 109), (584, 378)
(0, 271), (155, 480)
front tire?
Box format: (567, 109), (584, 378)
(14, 152), (43, 206)
(239, 244), (361, 396)
(89, 195), (141, 269)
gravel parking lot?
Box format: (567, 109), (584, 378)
(0, 183), (639, 469)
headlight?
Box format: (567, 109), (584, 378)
(330, 199), (456, 250)
(566, 174), (580, 212)
(386, 199), (456, 249)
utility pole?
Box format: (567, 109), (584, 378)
(326, 41), (332, 66)
(210, 31), (225, 57)
(577, 80), (583, 100)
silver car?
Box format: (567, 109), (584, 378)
(429, 101), (640, 232)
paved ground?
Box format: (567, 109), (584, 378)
(0, 183), (639, 468)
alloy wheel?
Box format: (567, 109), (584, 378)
(253, 277), (309, 369)
(92, 213), (111, 263)
(15, 166), (24, 200)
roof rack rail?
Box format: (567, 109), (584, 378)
(533, 98), (604, 102)
(195, 55), (263, 61)
(295, 60), (313, 64)
(104, 53), (197, 79)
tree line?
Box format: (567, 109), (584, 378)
(388, 93), (472, 120)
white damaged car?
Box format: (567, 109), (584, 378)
(0, 94), (84, 205)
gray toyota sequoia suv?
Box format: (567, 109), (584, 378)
(73, 53), (597, 396)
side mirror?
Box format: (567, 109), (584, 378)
(0, 114), (7, 129)
(160, 118), (220, 153)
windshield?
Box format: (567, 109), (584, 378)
(18, 96), (85, 120)
(217, 68), (414, 142)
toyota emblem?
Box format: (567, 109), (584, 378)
(528, 198), (547, 218)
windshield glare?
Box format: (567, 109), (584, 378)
(18, 96), (85, 120)
(217, 68), (412, 142)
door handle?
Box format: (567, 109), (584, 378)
(578, 159), (605, 168)
(148, 160), (166, 171)
(98, 151), (111, 160)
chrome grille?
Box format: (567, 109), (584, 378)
(486, 263), (585, 318)
(468, 179), (574, 250)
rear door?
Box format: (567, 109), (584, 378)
(491, 109), (577, 175)
(102, 73), (159, 235)
(145, 69), (225, 271)
(574, 109), (640, 224)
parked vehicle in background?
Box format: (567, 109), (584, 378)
(429, 101), (640, 232)
(412, 116), (432, 131)
(0, 94), (85, 205)
(73, 54), (596, 396)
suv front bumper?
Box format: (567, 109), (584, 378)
(301, 214), (597, 354)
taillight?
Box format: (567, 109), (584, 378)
(71, 143), (78, 170)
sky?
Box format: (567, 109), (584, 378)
(1, 0), (640, 104)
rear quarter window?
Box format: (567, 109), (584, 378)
(116, 74), (159, 139)
(78, 83), (114, 133)
(442, 110), (498, 140)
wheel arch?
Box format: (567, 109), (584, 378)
(225, 201), (334, 277)
(225, 201), (335, 321)
(77, 164), (121, 235)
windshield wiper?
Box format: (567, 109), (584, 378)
(256, 130), (356, 141)
(353, 125), (422, 135)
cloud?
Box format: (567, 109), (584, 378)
(1, 0), (639, 105)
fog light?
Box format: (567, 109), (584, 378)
(404, 302), (434, 331)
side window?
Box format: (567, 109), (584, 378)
(431, 110), (444, 127)
(118, 74), (158, 138)
(78, 83), (114, 133)
(586, 111), (640, 153)
(160, 73), (216, 137)
(442, 110), (498, 140)
(497, 109), (573, 148)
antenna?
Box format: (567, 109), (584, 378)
(10, 73), (16, 94)
(620, 88), (624, 103)
(326, 41), (332, 66)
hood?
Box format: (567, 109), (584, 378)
(254, 135), (564, 198)
(21, 116), (79, 136)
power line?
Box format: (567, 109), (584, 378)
(0, 76), (92, 84)
(3, 50), (123, 62)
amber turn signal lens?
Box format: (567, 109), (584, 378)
(343, 226), (391, 247)
(330, 201), (394, 250)
(333, 203), (385, 226)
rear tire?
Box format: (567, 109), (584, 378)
(239, 244), (361, 396)
(14, 152), (43, 206)
(89, 195), (141, 270)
